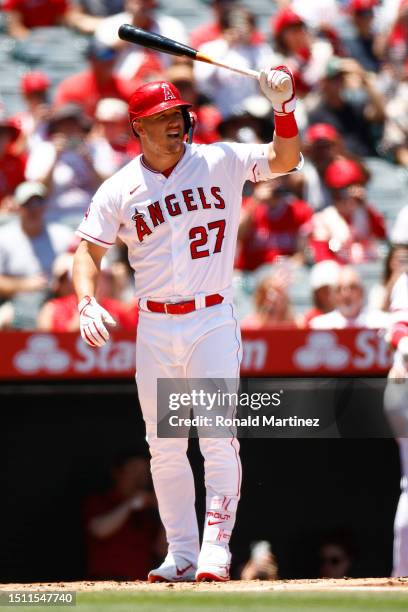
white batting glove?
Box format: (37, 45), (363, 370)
(259, 65), (296, 115)
(78, 295), (116, 347)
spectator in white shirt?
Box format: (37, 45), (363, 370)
(0, 181), (74, 328)
(25, 104), (101, 228)
(95, 0), (187, 79)
(194, 5), (271, 118)
(90, 98), (134, 180)
(391, 205), (408, 244)
(311, 265), (389, 329)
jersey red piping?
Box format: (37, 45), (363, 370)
(77, 230), (114, 246)
(141, 156), (161, 174)
(229, 303), (242, 497)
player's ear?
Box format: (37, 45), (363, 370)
(131, 119), (142, 138)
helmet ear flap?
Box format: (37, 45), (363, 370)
(182, 107), (191, 135)
(183, 108), (196, 144)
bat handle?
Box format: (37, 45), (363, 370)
(195, 53), (291, 92)
(224, 64), (292, 93)
(196, 52), (260, 80)
(228, 66), (261, 80)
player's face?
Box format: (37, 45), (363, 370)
(137, 107), (185, 156)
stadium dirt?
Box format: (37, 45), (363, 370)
(1, 577), (408, 592)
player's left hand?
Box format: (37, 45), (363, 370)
(78, 295), (116, 347)
(259, 65), (296, 114)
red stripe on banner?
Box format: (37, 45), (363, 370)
(0, 328), (394, 380)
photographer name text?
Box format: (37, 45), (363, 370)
(168, 415), (320, 428)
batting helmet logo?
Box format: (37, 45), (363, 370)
(161, 82), (177, 101)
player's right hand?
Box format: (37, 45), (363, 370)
(78, 295), (116, 348)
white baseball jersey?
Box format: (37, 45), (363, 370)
(77, 142), (300, 299)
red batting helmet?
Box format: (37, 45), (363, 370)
(129, 80), (191, 122)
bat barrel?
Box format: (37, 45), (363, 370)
(118, 24), (197, 59)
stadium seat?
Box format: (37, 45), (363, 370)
(364, 157), (408, 232)
(233, 270), (258, 321)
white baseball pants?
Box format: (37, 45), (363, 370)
(384, 379), (408, 577)
(135, 301), (242, 566)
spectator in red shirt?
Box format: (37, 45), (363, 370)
(0, 118), (26, 211)
(307, 158), (387, 264)
(291, 123), (345, 210)
(190, 0), (264, 49)
(268, 6), (334, 96)
(12, 72), (51, 152)
(4, 0), (69, 39)
(290, 123), (369, 211)
(387, 0), (408, 70)
(54, 38), (161, 118)
(236, 177), (313, 272)
(82, 452), (164, 580)
(37, 253), (138, 332)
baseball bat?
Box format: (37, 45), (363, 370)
(118, 24), (291, 91)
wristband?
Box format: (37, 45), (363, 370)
(274, 112), (299, 139)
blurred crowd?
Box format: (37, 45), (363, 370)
(1, 0), (408, 331)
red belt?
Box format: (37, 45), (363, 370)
(145, 293), (224, 315)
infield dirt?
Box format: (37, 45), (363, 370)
(1, 577), (408, 593)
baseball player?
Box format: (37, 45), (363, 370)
(384, 270), (408, 577)
(72, 66), (301, 582)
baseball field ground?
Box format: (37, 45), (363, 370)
(2, 578), (408, 611)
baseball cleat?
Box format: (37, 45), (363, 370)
(195, 565), (230, 582)
(148, 557), (196, 583)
